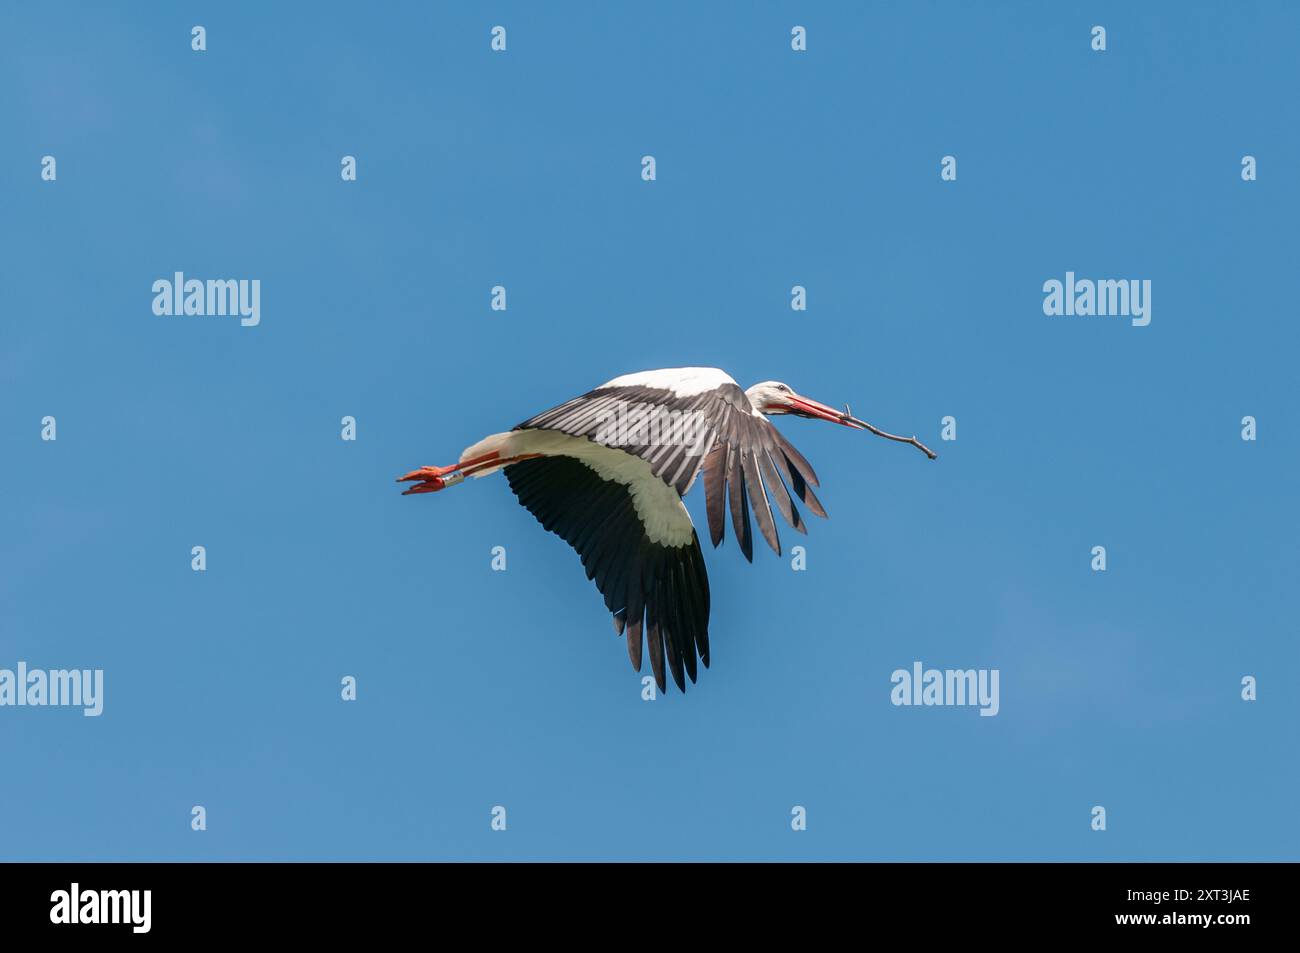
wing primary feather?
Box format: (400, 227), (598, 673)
(626, 616), (643, 671)
(784, 454), (828, 519)
(672, 557), (697, 684)
(760, 450), (805, 534)
(741, 449), (781, 556)
(702, 440), (727, 547)
(647, 619), (666, 692)
(726, 446), (753, 562)
(687, 545), (710, 667)
(662, 563), (687, 692)
(643, 558), (666, 691)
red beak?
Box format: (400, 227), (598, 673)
(784, 394), (865, 428)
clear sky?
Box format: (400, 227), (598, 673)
(2, 1), (1296, 861)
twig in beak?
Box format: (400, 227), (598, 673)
(844, 410), (938, 460)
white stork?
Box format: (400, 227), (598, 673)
(397, 367), (935, 693)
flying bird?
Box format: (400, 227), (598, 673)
(397, 367), (935, 693)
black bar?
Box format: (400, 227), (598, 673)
(0, 862), (1281, 939)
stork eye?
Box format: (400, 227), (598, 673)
(778, 384), (792, 394)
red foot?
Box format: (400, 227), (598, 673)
(401, 477), (447, 495)
(397, 464), (457, 483)
(397, 466), (466, 495)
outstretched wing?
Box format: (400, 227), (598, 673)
(516, 369), (827, 561)
(504, 454), (710, 693)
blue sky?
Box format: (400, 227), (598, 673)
(2, 1), (1296, 860)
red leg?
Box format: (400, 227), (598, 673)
(396, 452), (542, 496)
(459, 452), (542, 478)
(396, 451), (500, 485)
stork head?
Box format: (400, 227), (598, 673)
(745, 381), (864, 428)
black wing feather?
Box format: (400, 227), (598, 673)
(505, 455), (707, 693)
